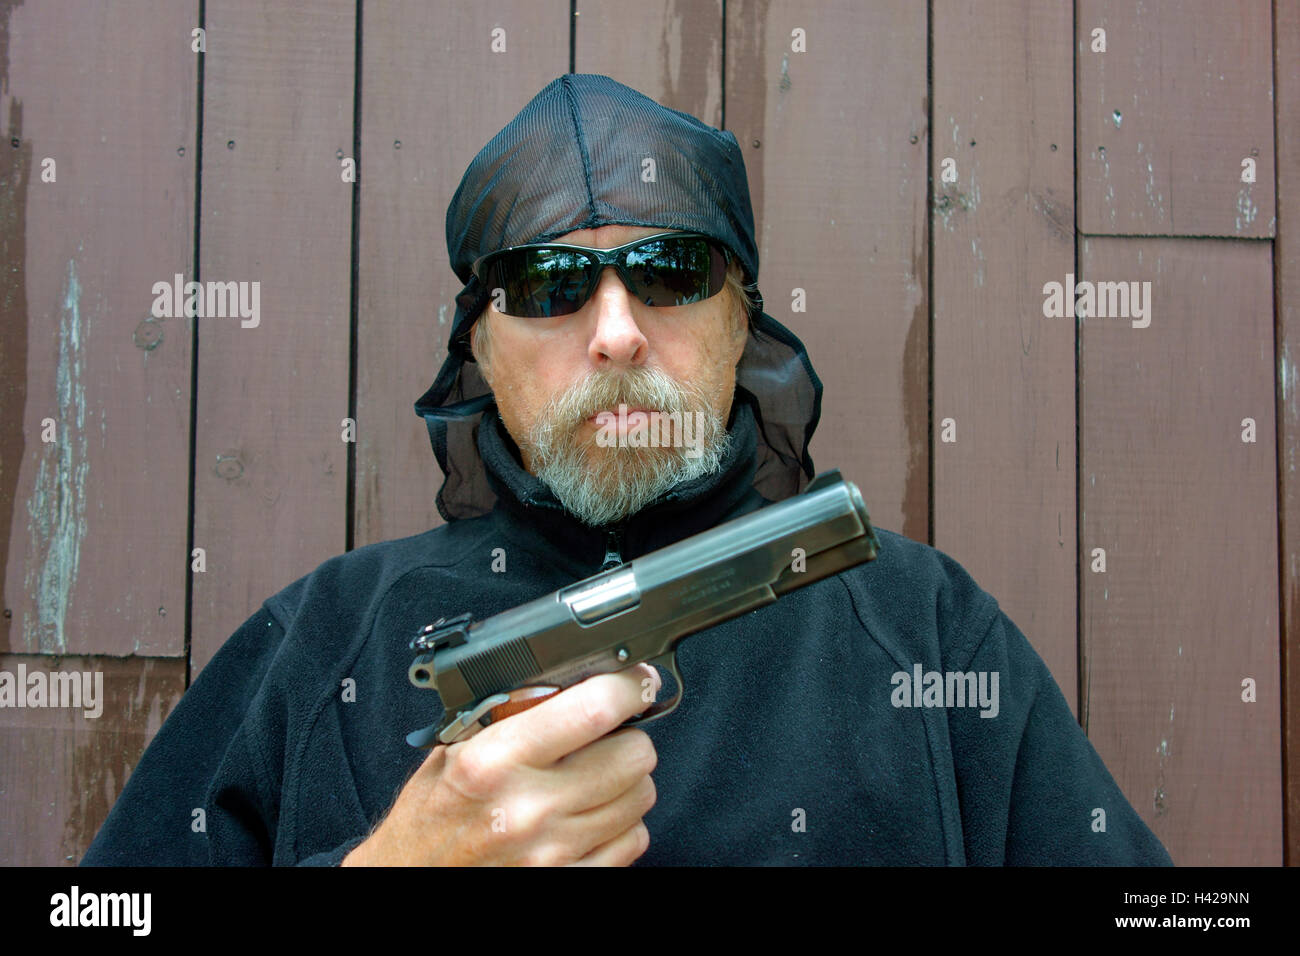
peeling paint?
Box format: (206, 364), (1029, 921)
(1143, 157), (1158, 211)
(1153, 696), (1176, 816)
(1281, 345), (1292, 407)
(1094, 146), (1116, 224)
(59, 659), (186, 865)
(1282, 340), (1297, 474)
(970, 237), (985, 288)
(933, 188), (976, 232)
(1234, 186), (1258, 232)
(23, 260), (89, 653)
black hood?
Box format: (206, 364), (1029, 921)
(414, 73), (824, 521)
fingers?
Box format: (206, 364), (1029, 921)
(366, 666), (662, 866)
(483, 663), (662, 768)
(569, 821), (652, 867)
(550, 726), (658, 814)
(447, 681), (559, 749)
(571, 772), (657, 850)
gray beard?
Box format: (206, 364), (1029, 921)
(532, 425), (732, 527)
(521, 368), (733, 527)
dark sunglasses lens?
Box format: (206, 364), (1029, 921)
(481, 236), (726, 317)
(625, 238), (723, 306)
(484, 250), (592, 318)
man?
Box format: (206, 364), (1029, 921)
(83, 74), (1172, 866)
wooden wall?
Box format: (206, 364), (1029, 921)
(0, 0), (1291, 866)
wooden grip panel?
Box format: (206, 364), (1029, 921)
(487, 685), (560, 722)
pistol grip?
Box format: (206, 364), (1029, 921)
(485, 650), (685, 733)
(486, 685), (561, 723)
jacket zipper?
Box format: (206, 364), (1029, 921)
(599, 523), (626, 572)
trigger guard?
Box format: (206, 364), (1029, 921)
(624, 651), (684, 727)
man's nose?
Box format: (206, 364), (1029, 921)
(586, 266), (649, 367)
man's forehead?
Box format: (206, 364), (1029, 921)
(553, 223), (683, 248)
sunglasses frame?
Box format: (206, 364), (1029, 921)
(471, 231), (733, 319)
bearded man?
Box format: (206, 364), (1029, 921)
(83, 74), (1171, 867)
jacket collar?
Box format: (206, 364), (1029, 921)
(477, 397), (765, 578)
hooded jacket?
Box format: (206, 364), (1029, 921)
(83, 73), (1171, 866)
(82, 398), (1173, 866)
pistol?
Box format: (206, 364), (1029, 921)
(405, 469), (880, 748)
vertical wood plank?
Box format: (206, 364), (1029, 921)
(0, 654), (186, 865)
(354, 1), (570, 548)
(0, 0), (196, 656)
(1080, 238), (1281, 864)
(930, 1), (1077, 702)
(1077, 0), (1274, 237)
(727, 0), (928, 539)
(1274, 0), (1300, 867)
(192, 1), (355, 672)
(574, 0), (722, 125)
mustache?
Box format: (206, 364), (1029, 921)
(545, 367), (704, 432)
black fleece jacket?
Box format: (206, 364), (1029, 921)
(82, 402), (1173, 866)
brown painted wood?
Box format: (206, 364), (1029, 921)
(727, 0), (928, 541)
(575, 0), (722, 126)
(1274, 0), (1300, 867)
(192, 1), (355, 673)
(1077, 0), (1275, 237)
(0, 654), (186, 865)
(1081, 238), (1280, 864)
(0, 0), (1289, 870)
(0, 1), (195, 655)
(930, 0), (1077, 702)
(353, 1), (570, 548)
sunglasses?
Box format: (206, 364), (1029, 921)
(471, 232), (731, 319)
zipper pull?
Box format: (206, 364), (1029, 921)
(600, 524), (626, 572)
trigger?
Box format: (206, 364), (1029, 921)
(629, 650), (684, 724)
